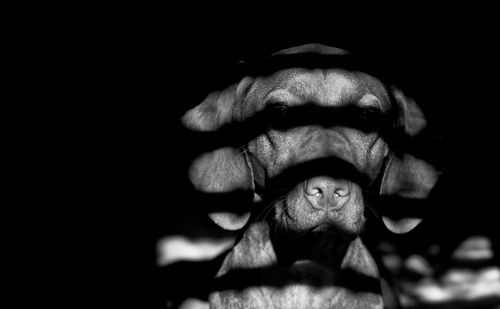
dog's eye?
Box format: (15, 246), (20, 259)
(360, 108), (378, 120)
(358, 107), (383, 130)
(269, 103), (289, 116)
(266, 103), (292, 129)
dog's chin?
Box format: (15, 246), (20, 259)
(310, 221), (361, 242)
(274, 215), (363, 248)
(272, 221), (360, 267)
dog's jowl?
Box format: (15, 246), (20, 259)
(182, 44), (439, 309)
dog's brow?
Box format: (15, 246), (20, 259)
(358, 94), (384, 109)
(264, 74), (319, 104)
(358, 73), (390, 108)
(264, 89), (302, 104)
(322, 73), (357, 102)
(265, 72), (357, 105)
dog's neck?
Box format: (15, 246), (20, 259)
(221, 221), (378, 277)
(211, 221), (383, 309)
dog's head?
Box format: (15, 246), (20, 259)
(182, 44), (439, 239)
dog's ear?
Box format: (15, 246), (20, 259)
(380, 153), (438, 233)
(182, 78), (255, 230)
(392, 87), (427, 136)
(380, 88), (439, 233)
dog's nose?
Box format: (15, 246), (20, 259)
(304, 176), (351, 210)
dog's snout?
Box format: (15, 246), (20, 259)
(304, 176), (351, 210)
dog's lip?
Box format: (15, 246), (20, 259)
(290, 259), (324, 270)
(309, 221), (339, 234)
(289, 258), (335, 274)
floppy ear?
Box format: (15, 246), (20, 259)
(182, 78), (255, 230)
(380, 88), (439, 233)
(392, 88), (427, 136)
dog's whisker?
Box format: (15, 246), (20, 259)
(253, 196), (286, 223)
(255, 203), (275, 223)
(270, 188), (290, 192)
(235, 144), (248, 154)
(365, 204), (380, 219)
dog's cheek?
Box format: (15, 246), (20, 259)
(248, 133), (290, 177)
(248, 138), (270, 167)
(365, 136), (389, 181)
(340, 185), (366, 234)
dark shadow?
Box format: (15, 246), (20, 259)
(192, 189), (254, 217)
(157, 257), (382, 305)
(188, 142), (440, 226)
(371, 195), (435, 220)
(212, 264), (381, 295)
(183, 101), (441, 166)
(191, 156), (382, 226)
(156, 250), (229, 306)
(267, 156), (372, 194)
(244, 49), (391, 88)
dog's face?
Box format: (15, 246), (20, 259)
(243, 68), (391, 236)
(182, 44), (438, 239)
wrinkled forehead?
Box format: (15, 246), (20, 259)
(253, 68), (391, 110)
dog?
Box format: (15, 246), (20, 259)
(181, 44), (439, 309)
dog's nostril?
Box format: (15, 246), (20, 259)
(314, 187), (323, 195)
(305, 177), (350, 200)
(306, 187), (322, 196)
(334, 188), (349, 198)
(305, 181), (323, 196)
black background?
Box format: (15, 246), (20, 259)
(81, 12), (499, 308)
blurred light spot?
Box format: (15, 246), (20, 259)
(439, 266), (500, 300)
(377, 241), (396, 254)
(442, 268), (475, 285)
(382, 253), (402, 272)
(404, 254), (433, 276)
(178, 297), (209, 309)
(467, 267), (500, 299)
(156, 235), (235, 266)
(398, 292), (416, 307)
(427, 244), (440, 256)
(467, 275), (500, 299)
(413, 278), (451, 302)
(478, 266), (500, 282)
(452, 235), (493, 260)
